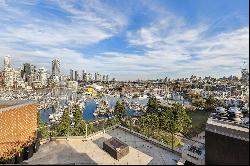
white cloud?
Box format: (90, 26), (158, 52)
(0, 0), (127, 47)
(0, 0), (128, 75)
(123, 13), (249, 79)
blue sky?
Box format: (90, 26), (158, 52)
(0, 0), (249, 80)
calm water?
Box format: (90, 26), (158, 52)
(83, 99), (96, 121)
(40, 95), (148, 123)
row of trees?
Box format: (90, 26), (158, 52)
(54, 105), (87, 137)
(144, 96), (192, 149)
(192, 95), (225, 111)
(112, 96), (192, 149)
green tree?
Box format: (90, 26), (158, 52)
(72, 105), (86, 136)
(145, 113), (160, 137)
(87, 123), (95, 135)
(146, 96), (158, 114)
(161, 104), (192, 150)
(138, 116), (146, 133)
(114, 100), (126, 121)
(37, 111), (49, 139)
(57, 108), (71, 136)
(204, 95), (225, 111)
(151, 113), (160, 137)
(144, 114), (152, 137)
(107, 117), (119, 127)
(192, 98), (205, 109)
(37, 111), (42, 126)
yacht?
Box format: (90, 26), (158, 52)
(130, 101), (142, 112)
(215, 107), (228, 119)
(227, 107), (243, 122)
(138, 94), (148, 99)
(95, 99), (100, 106)
(93, 112), (98, 117)
(37, 105), (43, 110)
(241, 117), (249, 128)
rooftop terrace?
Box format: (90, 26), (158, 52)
(26, 127), (180, 165)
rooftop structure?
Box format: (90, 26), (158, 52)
(177, 132), (205, 165)
(103, 137), (129, 160)
(205, 110), (249, 165)
(26, 127), (180, 165)
(0, 100), (37, 158)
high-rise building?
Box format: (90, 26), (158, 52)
(75, 71), (79, 81)
(94, 72), (98, 81)
(94, 72), (102, 81)
(82, 70), (87, 81)
(241, 68), (249, 81)
(3, 56), (15, 89)
(38, 67), (48, 87)
(70, 69), (74, 81)
(30, 64), (37, 82)
(98, 73), (102, 81)
(52, 59), (60, 77)
(101, 75), (109, 82)
(22, 63), (31, 75)
(87, 73), (92, 81)
(13, 68), (25, 89)
(3, 68), (14, 88)
(21, 63), (37, 85)
(106, 75), (109, 82)
(4, 56), (11, 70)
(21, 63), (31, 83)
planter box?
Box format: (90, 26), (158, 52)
(103, 137), (129, 160)
(15, 150), (24, 164)
(23, 145), (34, 160)
(33, 139), (40, 153)
(0, 155), (15, 164)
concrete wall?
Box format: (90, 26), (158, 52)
(205, 131), (249, 165)
(0, 103), (37, 157)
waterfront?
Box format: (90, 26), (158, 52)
(40, 95), (148, 123)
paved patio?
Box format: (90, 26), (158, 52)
(26, 128), (180, 165)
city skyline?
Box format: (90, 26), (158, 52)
(0, 0), (249, 80)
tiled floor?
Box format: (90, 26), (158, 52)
(27, 128), (180, 165)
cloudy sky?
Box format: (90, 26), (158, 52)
(0, 0), (249, 80)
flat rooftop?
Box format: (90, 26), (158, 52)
(206, 117), (249, 142)
(26, 128), (180, 165)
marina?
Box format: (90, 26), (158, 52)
(40, 93), (149, 124)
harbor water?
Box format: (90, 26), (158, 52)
(40, 95), (148, 123)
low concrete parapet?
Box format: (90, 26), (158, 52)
(117, 125), (182, 156)
(47, 124), (181, 156)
